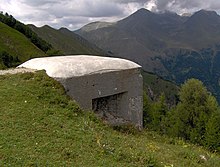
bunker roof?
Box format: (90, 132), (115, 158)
(18, 55), (141, 78)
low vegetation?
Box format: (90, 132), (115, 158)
(0, 51), (20, 69)
(0, 71), (220, 166)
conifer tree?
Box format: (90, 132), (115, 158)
(204, 111), (220, 152)
(171, 79), (218, 144)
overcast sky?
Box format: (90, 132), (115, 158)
(1, 0), (220, 30)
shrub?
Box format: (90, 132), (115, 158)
(0, 51), (20, 68)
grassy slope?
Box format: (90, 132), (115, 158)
(0, 22), (46, 62)
(29, 25), (106, 56)
(0, 72), (220, 166)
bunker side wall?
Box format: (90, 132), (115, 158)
(57, 68), (143, 128)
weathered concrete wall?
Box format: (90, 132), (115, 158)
(18, 55), (143, 128)
(57, 68), (143, 128)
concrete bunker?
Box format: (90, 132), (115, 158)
(19, 55), (143, 128)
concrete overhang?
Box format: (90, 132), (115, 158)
(18, 55), (141, 78)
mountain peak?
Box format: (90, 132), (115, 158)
(133, 8), (153, 16)
(120, 8), (154, 23)
(41, 25), (53, 29)
(137, 8), (151, 13)
(59, 27), (69, 31)
(186, 9), (220, 25)
(193, 9), (218, 17)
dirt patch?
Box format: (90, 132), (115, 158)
(0, 68), (37, 75)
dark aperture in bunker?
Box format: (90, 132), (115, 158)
(92, 92), (128, 124)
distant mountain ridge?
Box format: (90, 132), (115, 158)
(29, 24), (108, 56)
(0, 11), (108, 69)
(76, 8), (220, 102)
(76, 8), (220, 67)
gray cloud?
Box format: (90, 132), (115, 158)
(155, 0), (220, 14)
(21, 0), (59, 7)
(156, 0), (199, 10)
(0, 0), (220, 30)
(111, 0), (149, 4)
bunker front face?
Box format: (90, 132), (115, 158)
(19, 55), (143, 128)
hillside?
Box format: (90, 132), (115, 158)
(142, 71), (179, 105)
(0, 71), (220, 166)
(0, 22), (46, 69)
(28, 25), (107, 56)
(76, 9), (220, 102)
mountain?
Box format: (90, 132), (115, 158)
(76, 8), (220, 102)
(0, 22), (46, 69)
(76, 8), (188, 71)
(142, 71), (179, 106)
(28, 25), (107, 56)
